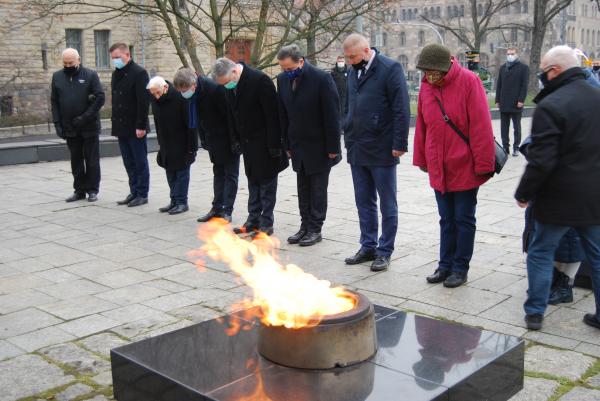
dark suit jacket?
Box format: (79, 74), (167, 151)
(495, 61), (529, 113)
(111, 61), (150, 137)
(344, 49), (410, 166)
(277, 61), (341, 175)
(195, 75), (236, 165)
(225, 64), (288, 181)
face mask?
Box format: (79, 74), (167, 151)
(507, 55), (517, 63)
(594, 66), (600, 72)
(425, 71), (444, 85)
(224, 81), (238, 90)
(537, 67), (553, 88)
(352, 59), (368, 70)
(63, 65), (78, 75)
(112, 58), (125, 69)
(467, 61), (478, 71)
(337, 62), (345, 69)
(285, 67), (301, 79)
(181, 88), (195, 99)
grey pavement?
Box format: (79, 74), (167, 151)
(0, 117), (599, 400)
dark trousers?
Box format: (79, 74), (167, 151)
(166, 167), (190, 205)
(435, 188), (479, 273)
(350, 165), (398, 257)
(247, 176), (278, 229)
(118, 136), (150, 198)
(297, 169), (330, 233)
(212, 155), (240, 215)
(500, 112), (522, 152)
(66, 135), (100, 194)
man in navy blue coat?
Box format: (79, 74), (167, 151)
(342, 33), (410, 272)
(276, 44), (342, 247)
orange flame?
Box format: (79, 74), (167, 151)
(192, 219), (356, 330)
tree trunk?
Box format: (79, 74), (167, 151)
(155, 0), (190, 68)
(529, 0), (548, 93)
(210, 0), (225, 58)
(169, 0), (204, 74)
(250, 0), (269, 67)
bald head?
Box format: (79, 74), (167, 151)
(343, 33), (370, 50)
(541, 45), (580, 83)
(343, 33), (372, 68)
(62, 48), (80, 68)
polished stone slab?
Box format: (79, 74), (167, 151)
(111, 306), (524, 401)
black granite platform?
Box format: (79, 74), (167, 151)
(111, 306), (524, 401)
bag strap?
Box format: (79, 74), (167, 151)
(434, 96), (469, 145)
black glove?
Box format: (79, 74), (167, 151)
(54, 122), (65, 139)
(72, 116), (85, 130)
(269, 148), (281, 159)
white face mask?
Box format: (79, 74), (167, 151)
(337, 62), (345, 68)
(507, 55), (517, 63)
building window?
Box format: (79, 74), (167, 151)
(418, 30), (425, 46)
(94, 30), (110, 69)
(513, 0), (521, 14)
(65, 29), (83, 56)
(460, 5), (465, 17)
(41, 43), (48, 70)
(522, 0), (529, 13)
(400, 32), (406, 46)
(436, 6), (441, 18)
(511, 28), (518, 42)
(447, 6), (452, 18)
(225, 39), (253, 64)
(382, 32), (388, 47)
(401, 9), (406, 21)
(453, 5), (459, 17)
(0, 96), (14, 117)
(429, 7), (435, 19)
(524, 29), (531, 42)
(398, 55), (409, 71)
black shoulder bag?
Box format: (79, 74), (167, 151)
(433, 97), (508, 175)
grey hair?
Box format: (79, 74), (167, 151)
(146, 76), (167, 90)
(544, 46), (580, 70)
(212, 57), (237, 79)
(173, 68), (197, 89)
(277, 44), (303, 62)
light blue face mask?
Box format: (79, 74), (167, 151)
(181, 88), (195, 99)
(224, 80), (238, 90)
(112, 58), (125, 69)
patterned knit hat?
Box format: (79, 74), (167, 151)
(416, 44), (452, 72)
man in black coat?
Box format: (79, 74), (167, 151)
(330, 55), (348, 116)
(276, 45), (341, 247)
(342, 34), (410, 272)
(51, 48), (105, 202)
(212, 57), (288, 238)
(173, 68), (240, 223)
(109, 42), (151, 207)
(515, 46), (600, 332)
(495, 47), (529, 156)
(148, 76), (197, 215)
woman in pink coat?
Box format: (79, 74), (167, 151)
(413, 44), (495, 288)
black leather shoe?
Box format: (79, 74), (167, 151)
(219, 214), (232, 223)
(371, 256), (390, 272)
(117, 193), (136, 205)
(256, 227), (274, 236)
(159, 202), (176, 213)
(197, 209), (219, 222)
(127, 197), (148, 207)
(443, 272), (468, 288)
(583, 314), (600, 330)
(288, 229), (307, 244)
(234, 223), (259, 235)
(168, 204), (189, 215)
(87, 192), (98, 202)
(299, 232), (322, 247)
(65, 192), (86, 203)
(345, 250), (376, 265)
(512, 150), (519, 157)
(525, 314), (543, 331)
(426, 268), (450, 284)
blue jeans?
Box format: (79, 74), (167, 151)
(166, 167), (190, 206)
(118, 136), (150, 198)
(247, 176), (278, 229)
(525, 221), (600, 318)
(434, 188), (479, 273)
(350, 165), (398, 257)
(212, 155), (240, 215)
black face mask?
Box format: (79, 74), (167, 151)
(63, 65), (79, 76)
(352, 59), (368, 70)
(537, 70), (550, 88)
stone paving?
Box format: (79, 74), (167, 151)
(1, 117), (600, 400)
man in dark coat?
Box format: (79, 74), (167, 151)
(276, 45), (342, 247)
(212, 57), (288, 237)
(173, 68), (240, 223)
(342, 33), (410, 272)
(515, 46), (600, 331)
(148, 76), (197, 215)
(51, 48), (105, 202)
(330, 55), (348, 116)
(109, 42), (151, 207)
(495, 47), (529, 156)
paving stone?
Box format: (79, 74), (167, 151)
(34, 268), (81, 283)
(143, 278), (193, 293)
(0, 339), (25, 360)
(0, 289), (58, 314)
(85, 242), (154, 262)
(0, 308), (63, 339)
(468, 271), (523, 292)
(142, 293), (202, 312)
(92, 268), (156, 288)
(79, 332), (129, 357)
(55, 383), (94, 401)
(523, 331), (580, 350)
(38, 295), (119, 320)
(125, 254), (182, 272)
(353, 271), (432, 298)
(37, 279), (110, 299)
(40, 342), (111, 375)
(559, 387), (600, 401)
(0, 273), (52, 293)
(509, 377), (560, 401)
(409, 284), (509, 315)
(588, 373), (600, 388)
(168, 305), (221, 323)
(4, 257), (55, 273)
(455, 314), (527, 337)
(95, 283), (170, 305)
(525, 345), (595, 381)
(101, 303), (171, 324)
(542, 307), (600, 346)
(0, 354), (74, 401)
(55, 314), (120, 338)
(8, 326), (75, 352)
(83, 396), (109, 401)
(91, 370), (113, 387)
(62, 259), (123, 279)
(397, 299), (463, 320)
(39, 249), (97, 267)
(111, 313), (182, 339)
(576, 342), (600, 358)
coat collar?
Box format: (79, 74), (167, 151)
(534, 67), (586, 104)
(356, 48), (380, 87)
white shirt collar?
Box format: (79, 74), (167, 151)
(364, 49), (376, 72)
